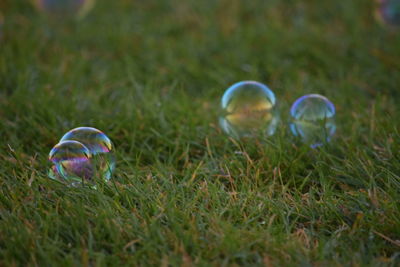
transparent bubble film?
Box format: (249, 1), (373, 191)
(290, 94), (336, 148)
(60, 127), (115, 180)
(376, 0), (400, 27)
(48, 165), (61, 180)
(220, 81), (279, 138)
(49, 140), (93, 185)
(34, 0), (95, 19)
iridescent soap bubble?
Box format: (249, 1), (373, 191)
(60, 127), (115, 180)
(33, 0), (95, 19)
(290, 94), (336, 148)
(49, 140), (93, 185)
(219, 81), (279, 138)
(376, 0), (400, 27)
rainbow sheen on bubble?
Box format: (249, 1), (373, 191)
(220, 81), (279, 138)
(49, 140), (93, 185)
(33, 0), (95, 19)
(48, 165), (61, 180)
(290, 94), (336, 148)
(60, 127), (115, 180)
(376, 0), (400, 27)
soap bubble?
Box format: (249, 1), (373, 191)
(60, 127), (115, 180)
(376, 0), (400, 27)
(290, 94), (336, 148)
(219, 81), (279, 138)
(33, 0), (95, 19)
(49, 140), (93, 185)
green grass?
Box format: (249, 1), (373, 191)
(1, 0), (400, 265)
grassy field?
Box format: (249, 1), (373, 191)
(1, 0), (400, 265)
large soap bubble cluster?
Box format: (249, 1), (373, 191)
(48, 127), (115, 186)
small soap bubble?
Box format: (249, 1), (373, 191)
(290, 94), (336, 148)
(33, 0), (95, 19)
(376, 0), (400, 27)
(49, 140), (93, 185)
(60, 127), (115, 180)
(219, 81), (279, 138)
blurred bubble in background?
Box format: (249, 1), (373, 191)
(33, 0), (95, 19)
(375, 0), (400, 27)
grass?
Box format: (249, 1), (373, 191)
(1, 0), (400, 265)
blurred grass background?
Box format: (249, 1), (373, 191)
(1, 0), (400, 265)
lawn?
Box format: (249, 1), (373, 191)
(1, 0), (400, 265)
